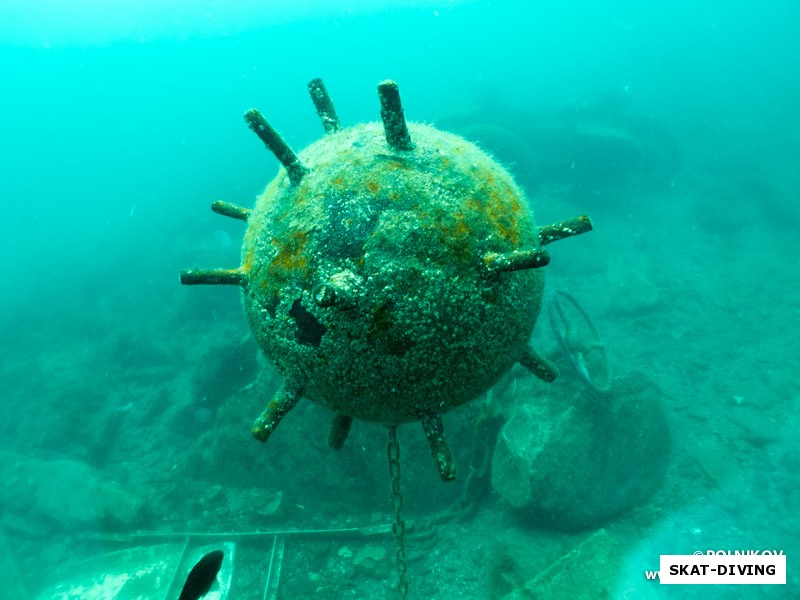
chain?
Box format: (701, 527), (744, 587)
(387, 425), (409, 600)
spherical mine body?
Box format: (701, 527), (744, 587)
(241, 122), (543, 424)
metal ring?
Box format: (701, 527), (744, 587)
(547, 290), (611, 393)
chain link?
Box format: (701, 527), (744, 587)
(387, 426), (409, 599)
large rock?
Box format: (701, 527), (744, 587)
(0, 452), (140, 533)
(491, 371), (670, 530)
(501, 529), (624, 600)
(601, 268), (661, 315)
(190, 334), (260, 408)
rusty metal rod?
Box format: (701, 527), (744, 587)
(308, 78), (342, 134)
(251, 385), (302, 443)
(211, 200), (250, 221)
(180, 268), (245, 286)
(377, 80), (413, 151)
(419, 411), (457, 482)
(483, 248), (551, 273)
(244, 108), (309, 184)
(519, 347), (558, 383)
(328, 414), (354, 449)
(539, 215), (593, 245)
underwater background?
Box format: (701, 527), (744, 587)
(1, 1), (798, 598)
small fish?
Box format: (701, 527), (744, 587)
(179, 550), (224, 600)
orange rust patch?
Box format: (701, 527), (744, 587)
(465, 197), (482, 213)
(467, 175), (524, 247)
(419, 209), (476, 266)
(385, 159), (409, 170)
(268, 231), (310, 283)
(447, 213), (474, 262)
(487, 193), (521, 247)
(242, 246), (255, 273)
(366, 180), (381, 195)
(453, 214), (471, 239)
(332, 176), (346, 190)
(290, 180), (315, 210)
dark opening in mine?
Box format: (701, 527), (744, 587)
(289, 299), (326, 347)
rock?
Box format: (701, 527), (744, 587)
(502, 529), (640, 600)
(173, 335), (260, 436)
(352, 544), (387, 577)
(491, 371), (670, 531)
(602, 269), (660, 314)
(0, 452), (140, 532)
(250, 489), (284, 517)
(1, 511), (51, 538)
(190, 335), (260, 409)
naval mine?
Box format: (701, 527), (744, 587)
(181, 77), (592, 596)
(181, 78), (591, 481)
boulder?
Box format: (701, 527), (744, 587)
(500, 529), (659, 600)
(0, 452), (140, 533)
(491, 371), (670, 530)
(352, 544), (387, 578)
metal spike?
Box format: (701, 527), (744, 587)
(328, 414), (353, 449)
(377, 80), (414, 151)
(211, 200), (250, 221)
(519, 346), (558, 382)
(419, 411), (457, 481)
(483, 248), (550, 273)
(308, 78), (341, 134)
(539, 215), (593, 245)
(180, 268), (245, 286)
(251, 384), (302, 443)
(244, 108), (309, 184)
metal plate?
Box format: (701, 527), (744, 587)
(35, 541), (235, 600)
